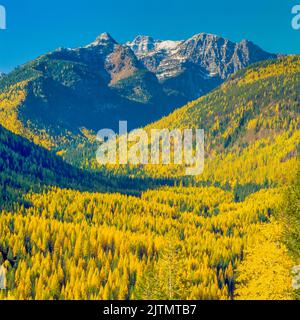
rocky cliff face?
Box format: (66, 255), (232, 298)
(127, 33), (277, 99)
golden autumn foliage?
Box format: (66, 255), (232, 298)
(0, 82), (55, 149)
(75, 56), (299, 190)
(0, 53), (298, 302)
(0, 186), (292, 300)
(235, 221), (293, 300)
(236, 56), (300, 86)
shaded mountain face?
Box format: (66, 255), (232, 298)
(0, 32), (277, 150)
(0, 123), (151, 209)
(0, 123), (114, 208)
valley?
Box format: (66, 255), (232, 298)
(0, 32), (299, 300)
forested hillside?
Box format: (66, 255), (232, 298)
(70, 56), (299, 190)
(0, 124), (150, 209)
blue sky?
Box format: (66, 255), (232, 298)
(0, 0), (299, 72)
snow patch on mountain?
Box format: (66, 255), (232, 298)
(126, 35), (182, 57)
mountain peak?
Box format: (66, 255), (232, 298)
(88, 32), (117, 47)
(97, 32), (115, 41)
(132, 35), (155, 42)
(190, 32), (218, 39)
(126, 35), (157, 56)
(186, 33), (235, 46)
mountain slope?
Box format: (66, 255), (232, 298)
(0, 33), (175, 150)
(75, 56), (299, 187)
(0, 33), (276, 151)
(143, 55), (300, 184)
(0, 124), (146, 209)
(146, 56), (299, 147)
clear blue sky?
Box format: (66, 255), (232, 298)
(0, 0), (299, 73)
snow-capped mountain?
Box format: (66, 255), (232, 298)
(42, 32), (277, 102)
(127, 33), (277, 98)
